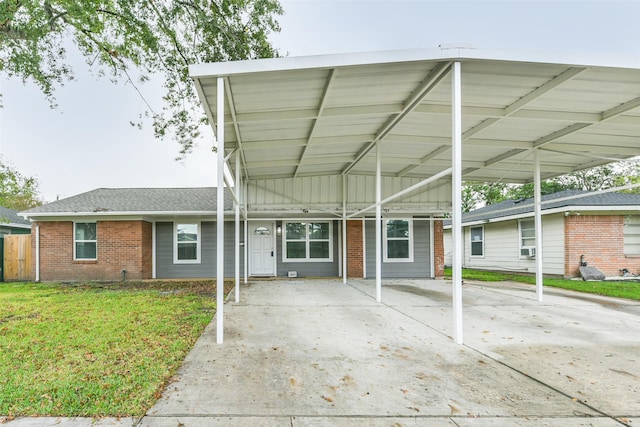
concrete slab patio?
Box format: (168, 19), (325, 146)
(139, 278), (639, 427)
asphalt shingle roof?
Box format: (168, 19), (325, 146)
(21, 188), (232, 215)
(0, 205), (31, 225)
(462, 189), (640, 224)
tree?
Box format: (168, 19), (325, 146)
(0, 160), (42, 211)
(0, 0), (283, 156)
(463, 159), (640, 210)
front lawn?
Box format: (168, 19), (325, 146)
(445, 268), (640, 301)
(0, 280), (230, 417)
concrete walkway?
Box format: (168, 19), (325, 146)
(6, 279), (640, 426)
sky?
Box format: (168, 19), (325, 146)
(1, 0), (639, 203)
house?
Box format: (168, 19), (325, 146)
(0, 205), (31, 236)
(20, 187), (446, 282)
(443, 190), (640, 278)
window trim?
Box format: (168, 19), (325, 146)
(282, 221), (333, 262)
(74, 222), (97, 261)
(383, 218), (414, 263)
(469, 225), (484, 258)
(519, 218), (536, 258)
(174, 221), (202, 264)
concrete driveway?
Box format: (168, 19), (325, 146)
(137, 278), (640, 426)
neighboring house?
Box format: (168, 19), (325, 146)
(443, 190), (640, 278)
(0, 205), (32, 235)
(20, 187), (445, 282)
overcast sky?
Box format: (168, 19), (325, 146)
(1, 0), (639, 203)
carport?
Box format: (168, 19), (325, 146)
(189, 47), (640, 344)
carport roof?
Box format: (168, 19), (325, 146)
(190, 47), (640, 186)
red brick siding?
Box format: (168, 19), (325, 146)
(346, 219), (364, 278)
(433, 220), (445, 278)
(564, 215), (639, 278)
(32, 220), (152, 281)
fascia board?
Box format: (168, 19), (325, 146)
(190, 47), (640, 78)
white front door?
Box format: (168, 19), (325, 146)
(250, 222), (276, 276)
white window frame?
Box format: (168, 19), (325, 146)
(383, 218), (414, 263)
(519, 218), (536, 258)
(74, 222), (97, 261)
(174, 221), (201, 264)
(282, 221), (333, 262)
(470, 225), (484, 257)
(624, 215), (640, 256)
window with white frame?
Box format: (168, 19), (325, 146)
(519, 219), (536, 256)
(624, 215), (640, 255)
(175, 222), (201, 263)
(74, 222), (97, 260)
(283, 222), (332, 261)
(384, 219), (413, 262)
(470, 226), (484, 256)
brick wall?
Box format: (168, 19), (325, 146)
(564, 215), (640, 278)
(32, 220), (152, 281)
(346, 219), (364, 278)
(433, 220), (445, 278)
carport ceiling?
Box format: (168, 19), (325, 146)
(190, 48), (640, 184)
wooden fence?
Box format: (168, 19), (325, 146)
(3, 234), (32, 281)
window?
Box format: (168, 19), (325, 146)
(519, 219), (536, 256)
(384, 219), (413, 262)
(624, 215), (640, 255)
(175, 222), (201, 263)
(74, 222), (97, 260)
(283, 222), (332, 262)
(470, 226), (484, 257)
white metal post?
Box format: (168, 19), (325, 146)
(235, 152), (240, 303)
(243, 180), (248, 284)
(151, 222), (156, 279)
(216, 77), (225, 344)
(451, 61), (464, 345)
(343, 175), (348, 284)
(534, 149), (544, 302)
(375, 140), (382, 303)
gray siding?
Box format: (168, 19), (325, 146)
(364, 219), (432, 278)
(156, 221), (245, 279)
(275, 220), (340, 277)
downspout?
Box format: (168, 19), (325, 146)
(35, 225), (40, 282)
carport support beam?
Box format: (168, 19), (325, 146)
(235, 151), (240, 303)
(216, 76), (225, 344)
(343, 176), (348, 284)
(451, 61), (464, 345)
(376, 140), (382, 303)
(534, 149), (544, 302)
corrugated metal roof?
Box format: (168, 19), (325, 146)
(190, 48), (640, 203)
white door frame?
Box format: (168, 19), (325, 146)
(249, 220), (277, 276)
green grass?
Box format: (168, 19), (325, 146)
(0, 280), (231, 417)
(444, 267), (640, 301)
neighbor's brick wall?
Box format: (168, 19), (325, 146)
(346, 219), (364, 278)
(564, 215), (640, 278)
(32, 220), (152, 281)
(433, 220), (445, 278)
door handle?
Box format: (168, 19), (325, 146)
(271, 251), (274, 257)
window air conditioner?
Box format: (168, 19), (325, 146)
(520, 247), (536, 257)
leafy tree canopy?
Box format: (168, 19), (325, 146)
(0, 159), (42, 211)
(0, 0), (283, 156)
(463, 160), (640, 212)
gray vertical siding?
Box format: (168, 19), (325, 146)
(155, 221), (245, 279)
(365, 219), (431, 278)
(275, 220), (340, 277)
